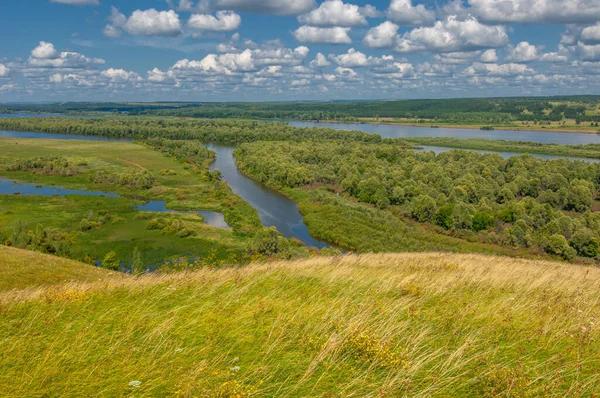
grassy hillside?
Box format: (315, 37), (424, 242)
(1, 248), (599, 396)
(0, 245), (121, 290)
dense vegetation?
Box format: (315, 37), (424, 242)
(0, 117), (380, 143)
(7, 156), (81, 176)
(2, 96), (600, 124)
(2, 247), (600, 396)
(406, 137), (600, 160)
(237, 141), (600, 260)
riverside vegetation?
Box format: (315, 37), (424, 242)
(0, 136), (313, 269)
(3, 117), (600, 263)
(1, 245), (599, 396)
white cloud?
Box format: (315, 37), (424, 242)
(335, 66), (358, 79)
(147, 68), (176, 83)
(100, 68), (142, 82)
(506, 41), (540, 63)
(188, 11), (241, 31)
(293, 26), (352, 44)
(375, 62), (416, 79)
(28, 42), (105, 69)
(581, 23), (600, 44)
(105, 8), (182, 38)
(298, 0), (368, 27)
(213, 0), (317, 16)
(0, 64), (10, 77)
(329, 48), (391, 68)
(464, 62), (534, 76)
(387, 0), (435, 26)
(31, 41), (59, 59)
(50, 0), (99, 5)
(310, 53), (331, 68)
(468, 0), (600, 24)
(480, 49), (498, 63)
(576, 42), (600, 61)
(434, 51), (480, 64)
(539, 52), (568, 63)
(395, 16), (509, 53)
(172, 45), (310, 75)
(364, 21), (399, 48)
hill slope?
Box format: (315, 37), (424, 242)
(0, 245), (120, 290)
(1, 250), (599, 396)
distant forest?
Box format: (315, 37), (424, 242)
(2, 96), (600, 124)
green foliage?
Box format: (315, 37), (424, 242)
(543, 234), (577, 260)
(132, 247), (144, 274)
(248, 227), (290, 257)
(236, 140), (600, 260)
(7, 156), (80, 176)
(102, 251), (120, 271)
(569, 229), (599, 258)
(90, 169), (155, 190)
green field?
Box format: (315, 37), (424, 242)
(1, 245), (599, 396)
(0, 137), (263, 267)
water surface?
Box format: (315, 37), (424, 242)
(205, 144), (329, 249)
(287, 121), (600, 145)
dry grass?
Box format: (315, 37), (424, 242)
(1, 250), (600, 396)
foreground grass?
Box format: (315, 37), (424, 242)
(1, 247), (599, 396)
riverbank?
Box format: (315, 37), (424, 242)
(311, 118), (600, 134)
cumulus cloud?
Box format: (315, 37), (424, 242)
(293, 26), (352, 44)
(31, 41), (59, 59)
(506, 41), (541, 63)
(434, 51), (480, 64)
(104, 8), (182, 38)
(29, 41), (105, 69)
(329, 48), (392, 68)
(387, 0), (435, 26)
(310, 53), (331, 68)
(298, 0), (369, 27)
(395, 16), (509, 53)
(464, 62), (534, 76)
(212, 0), (316, 16)
(507, 41), (569, 63)
(467, 0), (600, 24)
(364, 21), (399, 48)
(480, 49), (498, 63)
(172, 45), (310, 75)
(0, 64), (10, 77)
(188, 11), (241, 31)
(100, 68), (142, 82)
(374, 62), (416, 79)
(50, 0), (99, 5)
(581, 23), (600, 44)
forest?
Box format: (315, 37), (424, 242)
(236, 141), (600, 260)
(2, 96), (600, 124)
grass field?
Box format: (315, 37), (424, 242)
(1, 245), (599, 396)
(0, 137), (262, 267)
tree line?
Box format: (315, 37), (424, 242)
(236, 141), (600, 260)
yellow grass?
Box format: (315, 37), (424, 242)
(1, 248), (600, 396)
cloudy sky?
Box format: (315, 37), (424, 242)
(1, 0), (600, 102)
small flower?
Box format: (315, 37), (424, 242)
(230, 366), (241, 373)
(129, 380), (142, 387)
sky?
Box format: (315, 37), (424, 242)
(0, 0), (600, 102)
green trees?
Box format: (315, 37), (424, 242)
(248, 227), (289, 257)
(235, 140), (600, 261)
(569, 229), (599, 258)
(102, 251), (120, 271)
(7, 156), (80, 176)
(410, 195), (436, 222)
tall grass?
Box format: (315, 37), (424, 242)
(1, 250), (600, 396)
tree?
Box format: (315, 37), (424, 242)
(409, 195), (437, 222)
(434, 205), (454, 230)
(544, 234), (577, 260)
(569, 229), (599, 258)
(103, 251), (120, 271)
(249, 227), (286, 256)
(132, 247), (144, 274)
(472, 211), (495, 232)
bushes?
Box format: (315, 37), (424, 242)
(7, 156), (80, 176)
(90, 169), (155, 189)
(247, 227), (290, 257)
(146, 218), (195, 238)
(7, 222), (74, 257)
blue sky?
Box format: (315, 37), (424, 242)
(0, 0), (599, 102)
